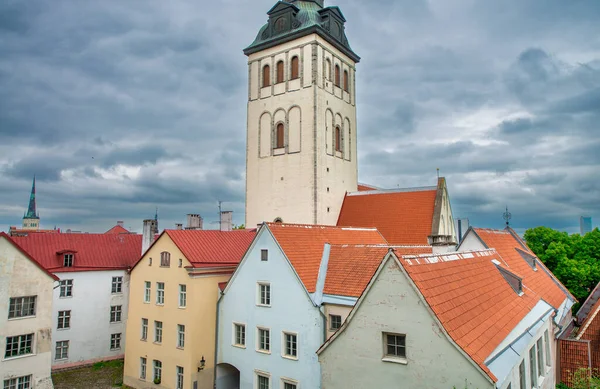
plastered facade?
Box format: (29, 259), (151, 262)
(0, 237), (55, 389)
(245, 33), (358, 228)
(323, 303), (352, 340)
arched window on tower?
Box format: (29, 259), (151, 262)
(343, 70), (349, 92)
(262, 65), (271, 88)
(276, 123), (285, 149)
(335, 126), (342, 152)
(276, 60), (284, 84)
(325, 59), (331, 81)
(334, 64), (341, 87)
(291, 56), (299, 80)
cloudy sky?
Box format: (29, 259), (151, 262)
(1, 0), (598, 235)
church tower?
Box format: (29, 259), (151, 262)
(245, 0), (360, 228)
(22, 176), (40, 230)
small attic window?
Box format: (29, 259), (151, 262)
(160, 252), (171, 267)
(63, 254), (74, 267)
(179, 259), (183, 268)
(494, 263), (523, 295)
(516, 248), (538, 271)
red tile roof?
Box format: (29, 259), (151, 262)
(337, 188), (437, 245)
(559, 339), (593, 387)
(0, 232), (59, 280)
(357, 183), (378, 191)
(267, 223), (388, 293)
(165, 229), (256, 267)
(12, 233), (142, 272)
(105, 224), (130, 234)
(473, 228), (573, 308)
(323, 245), (432, 298)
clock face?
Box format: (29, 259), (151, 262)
(275, 17), (287, 33)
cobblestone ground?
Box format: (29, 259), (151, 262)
(52, 360), (130, 389)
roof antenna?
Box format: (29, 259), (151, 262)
(503, 206), (512, 227)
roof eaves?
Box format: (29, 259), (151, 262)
(0, 232), (60, 281)
(129, 230), (166, 272)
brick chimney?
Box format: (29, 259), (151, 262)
(186, 214), (203, 230)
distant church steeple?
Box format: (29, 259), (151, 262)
(22, 176), (40, 231)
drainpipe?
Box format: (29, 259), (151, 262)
(213, 290), (222, 389)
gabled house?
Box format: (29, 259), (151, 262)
(1, 232), (58, 389)
(12, 232), (142, 369)
(215, 223), (388, 389)
(123, 229), (255, 389)
(318, 248), (566, 389)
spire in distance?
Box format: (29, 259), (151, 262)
(25, 176), (39, 219)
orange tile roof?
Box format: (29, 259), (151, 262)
(357, 183), (378, 191)
(267, 223), (388, 293)
(0, 232), (59, 280)
(400, 250), (542, 381)
(473, 228), (572, 308)
(11, 233), (142, 272)
(165, 229), (256, 267)
(337, 188), (437, 245)
(323, 245), (432, 297)
(105, 224), (130, 234)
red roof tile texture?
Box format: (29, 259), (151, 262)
(357, 184), (378, 191)
(474, 228), (572, 309)
(559, 339), (592, 387)
(0, 233), (59, 280)
(400, 251), (542, 381)
(166, 229), (255, 267)
(105, 225), (130, 234)
(337, 189), (437, 245)
(267, 223), (388, 293)
(12, 233), (142, 272)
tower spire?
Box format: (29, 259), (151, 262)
(25, 176), (38, 219)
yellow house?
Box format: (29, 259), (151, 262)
(123, 229), (255, 389)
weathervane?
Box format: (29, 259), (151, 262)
(503, 206), (512, 227)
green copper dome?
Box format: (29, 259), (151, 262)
(244, 0), (360, 63)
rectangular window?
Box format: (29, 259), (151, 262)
(257, 374), (269, 389)
(8, 296), (37, 319)
(155, 321), (163, 343)
(283, 382), (297, 389)
(153, 360), (162, 382)
(176, 366), (184, 389)
(141, 318), (148, 340)
(3, 375), (31, 389)
(5, 333), (33, 358)
(59, 279), (73, 297)
(384, 333), (406, 359)
(544, 330), (551, 367)
(258, 328), (270, 352)
(258, 283), (271, 306)
(144, 281), (151, 303)
(110, 305), (122, 323)
(330, 314), (342, 330)
(111, 276), (123, 293)
(179, 284), (187, 308)
(283, 332), (297, 358)
(261, 249), (268, 261)
(110, 333), (121, 350)
(537, 338), (544, 377)
(177, 324), (185, 348)
(519, 360), (526, 389)
(55, 340), (69, 360)
(57, 310), (71, 329)
(160, 252), (170, 267)
(140, 357), (147, 379)
(63, 253), (73, 267)
(156, 282), (165, 305)
(529, 345), (537, 388)
(234, 323), (246, 346)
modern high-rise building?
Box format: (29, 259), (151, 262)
(580, 216), (592, 235)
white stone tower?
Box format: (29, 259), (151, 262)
(245, 0), (360, 228)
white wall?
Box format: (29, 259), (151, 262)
(0, 237), (55, 389)
(52, 270), (129, 367)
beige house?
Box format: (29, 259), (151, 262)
(0, 232), (58, 389)
(123, 229), (255, 389)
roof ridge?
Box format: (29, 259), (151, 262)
(402, 249), (497, 265)
(347, 186), (437, 196)
(267, 222), (378, 231)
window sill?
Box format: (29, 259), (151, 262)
(382, 357), (407, 365)
(273, 148), (285, 156)
(59, 296), (73, 299)
(143, 301), (150, 304)
(282, 355), (298, 361)
(256, 349), (271, 355)
(7, 315), (36, 321)
(232, 344), (246, 349)
(3, 353), (36, 362)
(57, 327), (70, 331)
(178, 306), (186, 310)
(256, 304), (271, 308)
(153, 342), (162, 346)
(110, 348), (121, 351)
(156, 303), (164, 307)
(176, 346), (184, 350)
(141, 338), (147, 342)
(111, 292), (123, 295)
(110, 321), (122, 324)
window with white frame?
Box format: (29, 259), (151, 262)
(140, 357), (147, 379)
(383, 332), (406, 360)
(282, 379), (298, 389)
(57, 310), (71, 329)
(257, 327), (270, 352)
(110, 305), (122, 322)
(179, 284), (187, 308)
(257, 282), (271, 306)
(110, 333), (121, 350)
(8, 296), (36, 319)
(519, 360), (526, 389)
(160, 251), (170, 267)
(536, 338), (544, 378)
(5, 333), (33, 358)
(330, 314), (342, 330)
(55, 340), (69, 360)
(234, 323), (245, 347)
(153, 360), (162, 382)
(156, 282), (165, 305)
(261, 249), (268, 261)
(141, 318), (148, 340)
(59, 279), (73, 297)
(177, 324), (185, 348)
(283, 332), (297, 359)
(63, 253), (74, 267)
(529, 345), (537, 388)
(176, 366), (184, 389)
(155, 321), (163, 343)
(544, 330), (551, 367)
(3, 375), (31, 389)
(257, 373), (269, 389)
(111, 276), (123, 293)
(144, 281), (151, 303)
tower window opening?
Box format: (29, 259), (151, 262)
(334, 65), (340, 87)
(262, 64), (271, 88)
(276, 123), (285, 149)
(291, 56), (299, 80)
(276, 60), (284, 84)
(343, 70), (349, 92)
(335, 126), (342, 152)
(325, 59), (332, 81)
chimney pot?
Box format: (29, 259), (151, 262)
(117, 221), (124, 227)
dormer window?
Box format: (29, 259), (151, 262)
(493, 260), (523, 295)
(64, 254), (74, 267)
(160, 252), (171, 267)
